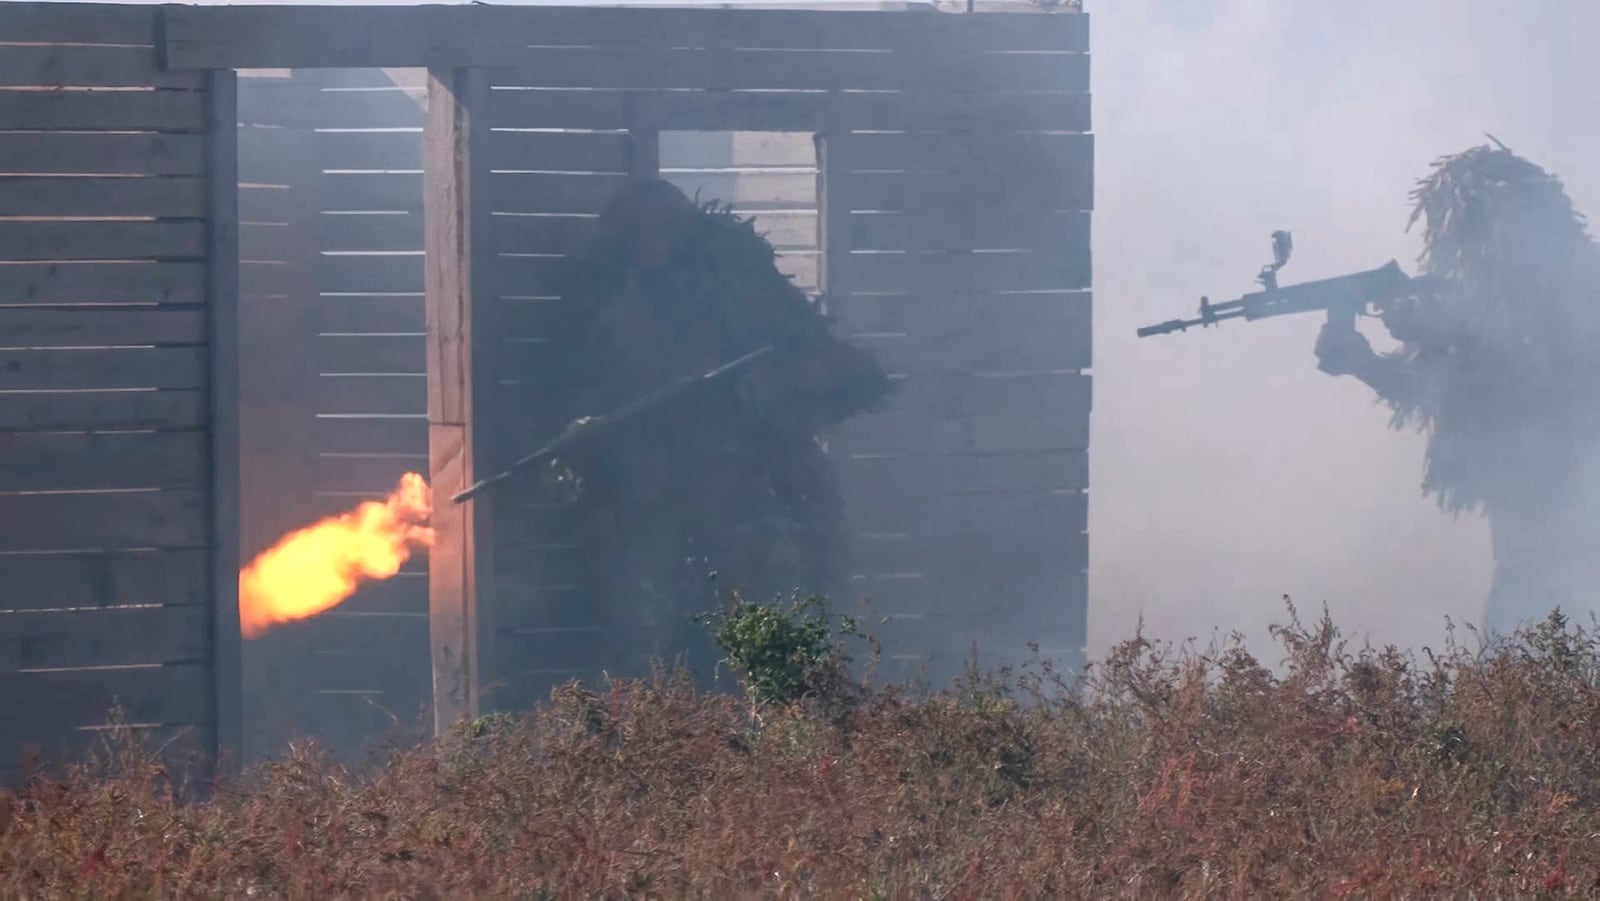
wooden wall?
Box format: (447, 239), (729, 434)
(236, 69), (431, 762)
(0, 3), (237, 780)
(472, 8), (1093, 696)
(0, 2), (1089, 771)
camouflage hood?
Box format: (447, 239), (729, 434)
(1390, 139), (1600, 514)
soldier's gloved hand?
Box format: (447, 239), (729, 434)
(1380, 297), (1440, 346)
(1315, 323), (1376, 376)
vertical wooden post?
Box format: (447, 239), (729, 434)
(816, 113), (852, 319)
(424, 66), (496, 735)
(205, 69), (244, 769)
(626, 92), (661, 179)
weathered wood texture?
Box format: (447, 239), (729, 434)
(162, 5), (1087, 69)
(0, 1), (1094, 735)
(470, 9), (1092, 691)
(425, 66), (498, 733)
(234, 69), (434, 764)
(0, 5), (223, 784)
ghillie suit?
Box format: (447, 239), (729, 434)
(537, 178), (891, 681)
(1316, 139), (1600, 635)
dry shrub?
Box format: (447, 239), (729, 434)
(8, 602), (1600, 897)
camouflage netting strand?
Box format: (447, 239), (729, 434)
(1386, 139), (1600, 515)
(529, 178), (891, 680)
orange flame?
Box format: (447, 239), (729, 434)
(239, 472), (436, 639)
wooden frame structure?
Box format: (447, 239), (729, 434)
(1, 1), (1092, 771)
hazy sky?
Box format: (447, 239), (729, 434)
(1089, 0), (1600, 659)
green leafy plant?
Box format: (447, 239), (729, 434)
(698, 593), (859, 708)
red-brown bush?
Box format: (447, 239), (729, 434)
(7, 602), (1600, 898)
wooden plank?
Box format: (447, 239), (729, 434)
(321, 173), (424, 213)
(496, 298), (563, 337)
(487, 88), (631, 130)
(0, 262), (204, 305)
(0, 347), (205, 391)
(827, 408), (1090, 456)
(318, 295), (426, 334)
(0, 606), (210, 672)
(0, 133), (205, 176)
(743, 210), (817, 251)
(0, 308), (204, 348)
(315, 129), (424, 170)
(0, 431), (206, 493)
(495, 627), (606, 676)
(839, 291), (1090, 373)
(0, 176), (206, 219)
(237, 127), (308, 185)
(488, 172), (629, 214)
(818, 120), (849, 313)
(0, 550), (208, 612)
(851, 168), (1092, 218)
(843, 486), (1087, 537)
(0, 90), (205, 132)
(661, 171), (816, 209)
(837, 449), (1088, 498)
(243, 83), (428, 130)
(425, 66), (497, 734)
(317, 453), (428, 497)
(495, 89), (1091, 134)
(492, 47), (1087, 94)
(857, 566), (1088, 614)
(490, 213), (595, 256)
(317, 212), (424, 254)
(163, 7), (1088, 69)
(850, 209), (1089, 252)
(0, 389), (205, 432)
(0, 663), (212, 734)
(239, 185), (296, 224)
(775, 252), (820, 291)
(269, 609), (431, 653)
(484, 131), (633, 174)
(844, 249), (1089, 294)
(493, 255), (568, 294)
(238, 225), (295, 264)
(317, 254), (425, 294)
(0, 3), (158, 45)
(890, 371), (1092, 420)
(840, 91), (1091, 133)
(335, 572), (428, 616)
(0, 489), (209, 551)
(320, 375), (426, 416)
(0, 222), (207, 262)
(317, 334), (424, 375)
(863, 589), (1086, 646)
(851, 529), (1089, 578)
(295, 645), (433, 696)
(208, 69), (245, 769)
(845, 320), (1089, 375)
(0, 46), (202, 89)
(314, 415), (427, 456)
(838, 290), (1091, 340)
(851, 131), (1093, 174)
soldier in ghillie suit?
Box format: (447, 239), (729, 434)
(1315, 140), (1600, 636)
(539, 178), (891, 680)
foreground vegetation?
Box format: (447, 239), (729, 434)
(8, 599), (1600, 898)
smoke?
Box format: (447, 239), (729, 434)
(1087, 0), (1600, 659)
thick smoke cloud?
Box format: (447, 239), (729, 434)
(1088, 0), (1600, 658)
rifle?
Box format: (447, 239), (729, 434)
(1136, 230), (1444, 338)
(451, 344), (773, 504)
